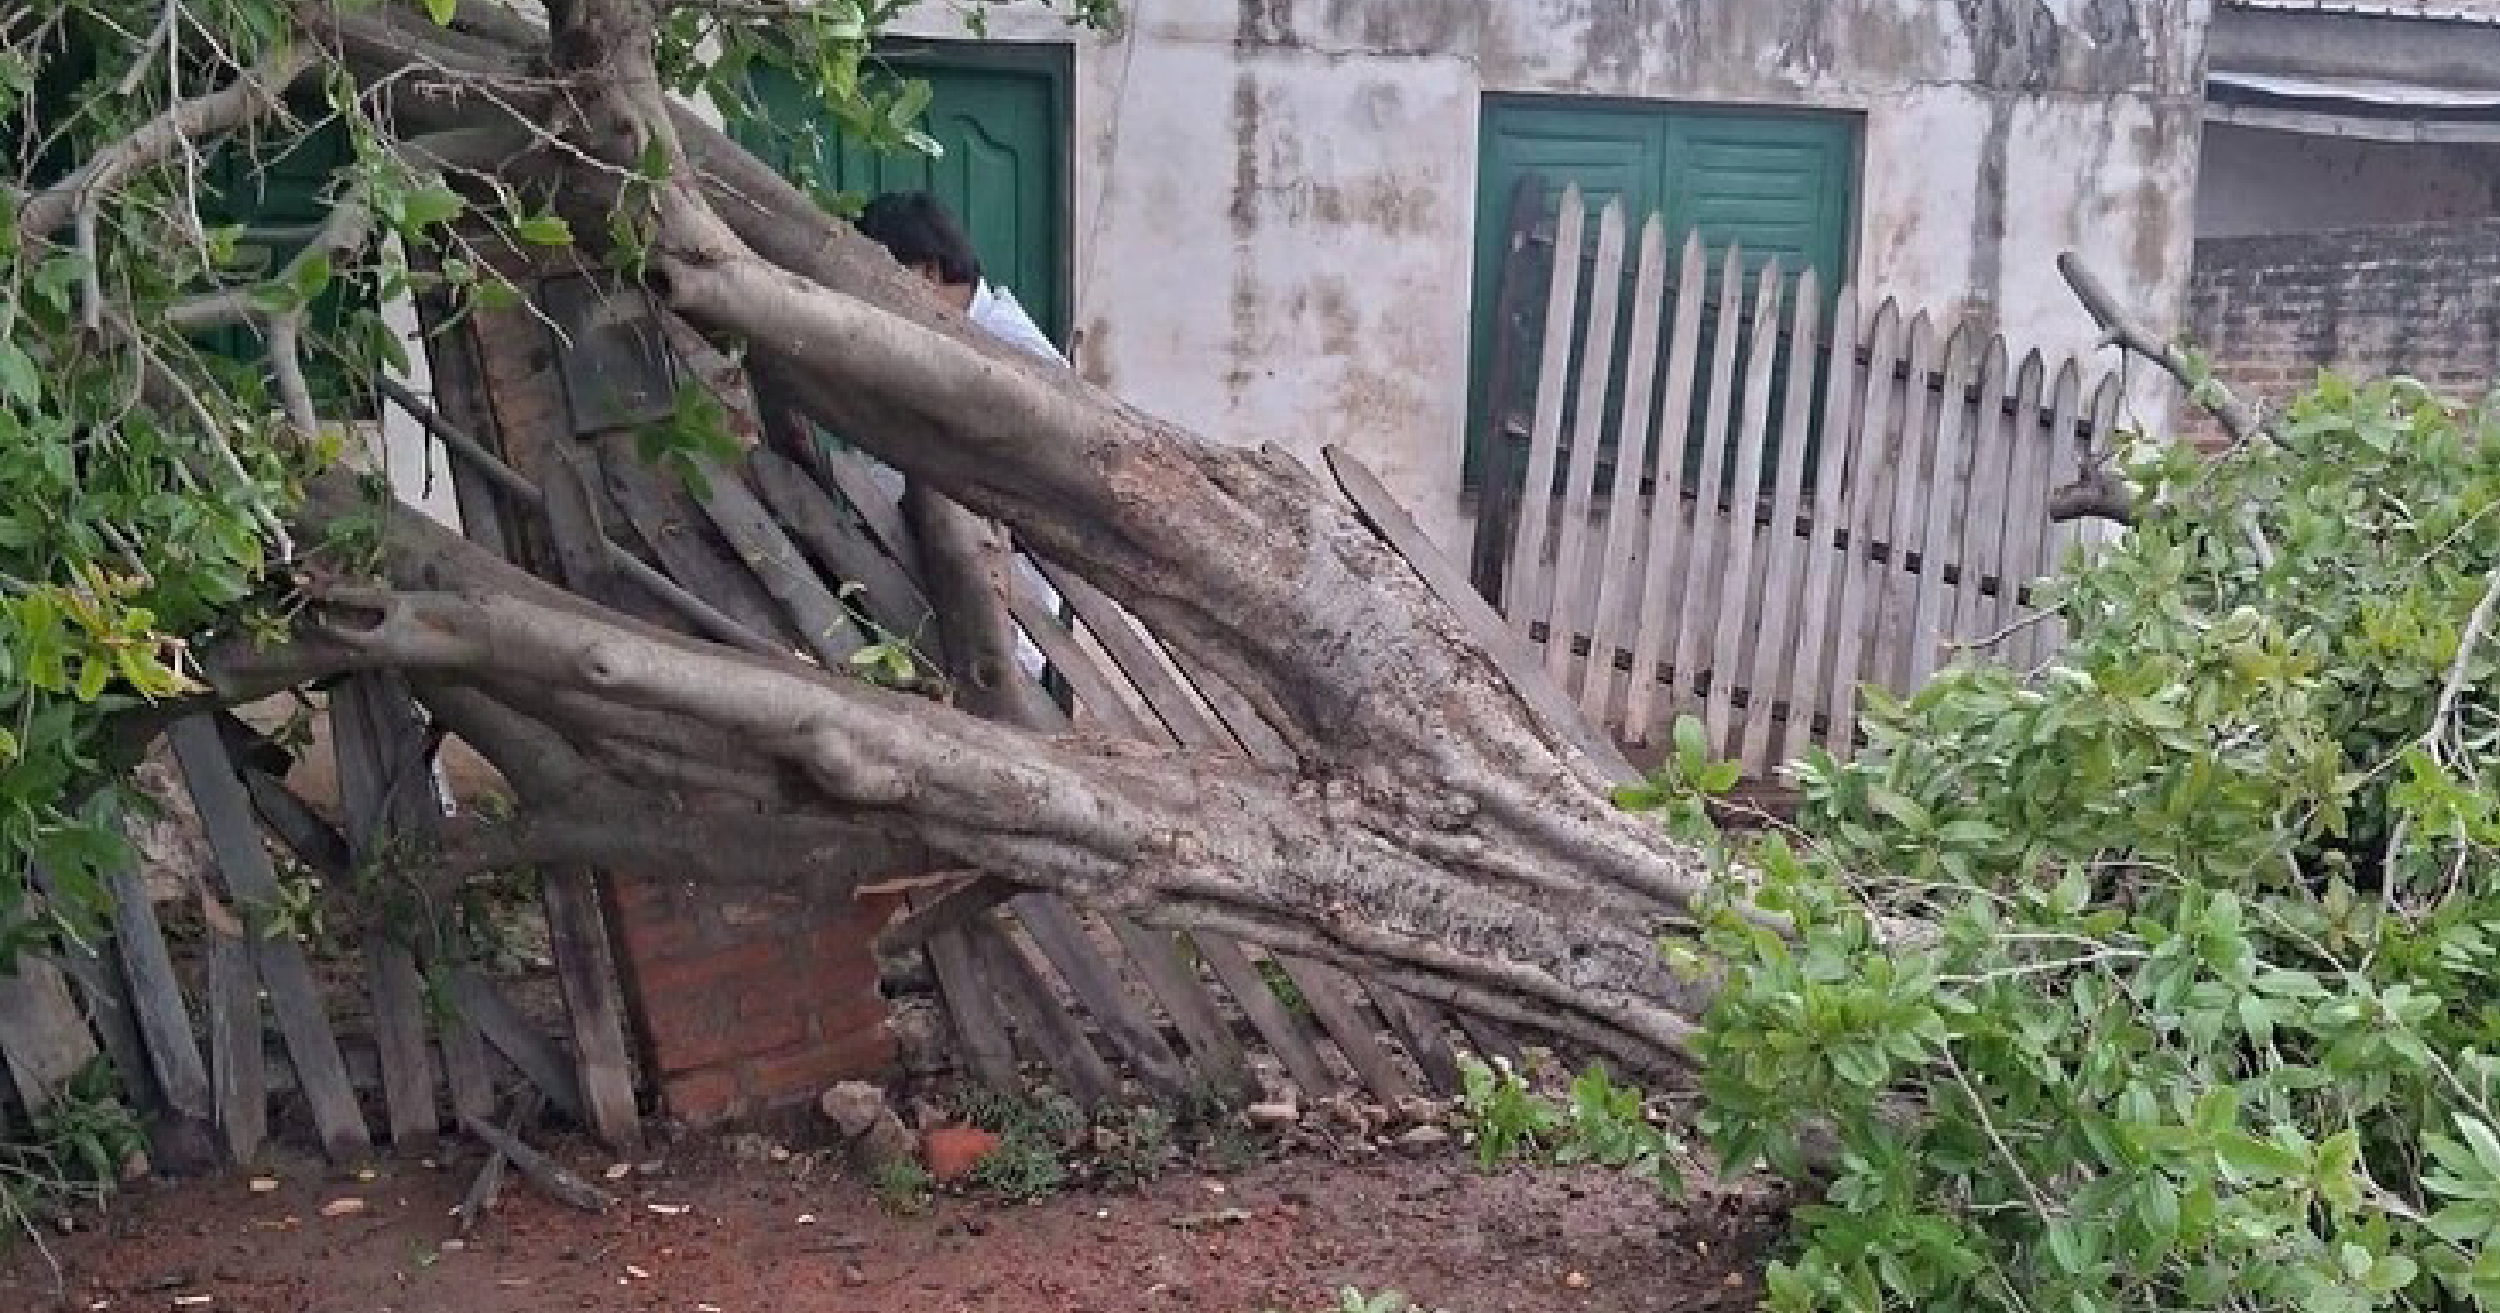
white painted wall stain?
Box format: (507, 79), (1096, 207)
(900, 0), (2215, 552)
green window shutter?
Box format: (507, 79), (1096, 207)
(193, 115), (368, 415)
(1467, 98), (1858, 492)
(733, 48), (1070, 345)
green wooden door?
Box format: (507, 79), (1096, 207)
(736, 48), (1070, 345)
(1466, 98), (1858, 487)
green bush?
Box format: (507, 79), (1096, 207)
(1657, 377), (2500, 1312)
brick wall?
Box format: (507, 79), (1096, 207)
(2186, 217), (2500, 445)
(603, 877), (900, 1125)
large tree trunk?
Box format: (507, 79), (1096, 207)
(228, 0), (1744, 1076)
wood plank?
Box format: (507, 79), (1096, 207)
(167, 716), (372, 1163)
(538, 869), (642, 1149)
(1822, 300), (1906, 760)
(1034, 564), (1233, 752)
(1867, 313), (1942, 697)
(445, 968), (586, 1125)
(1950, 340), (2017, 650)
(332, 678), (443, 1150)
(1621, 233), (1714, 745)
(1449, 1008), (1525, 1066)
(1704, 259), (1789, 755)
(439, 1012), (496, 1129)
(1908, 324), (1980, 690)
(1104, 919), (1258, 1104)
(1364, 983), (1463, 1096)
(812, 444), (916, 561)
(1193, 934), (1336, 1099)
(1668, 245), (1751, 741)
(1542, 199), (1629, 692)
(1739, 273), (1830, 773)
(0, 952), (99, 1115)
(1469, 173), (1552, 601)
(29, 862), (160, 1120)
(1007, 895), (1192, 1101)
(1326, 448), (1636, 780)
(600, 443), (796, 647)
(2020, 362), (2087, 668)
(1982, 352), (2051, 649)
(968, 919), (1120, 1107)
(1579, 214), (1672, 728)
(688, 453), (870, 668)
(918, 898), (1020, 1093)
(1502, 184), (1587, 635)
(751, 449), (938, 649)
(203, 922), (266, 1164)
(1278, 957), (1411, 1106)
(102, 836), (213, 1129)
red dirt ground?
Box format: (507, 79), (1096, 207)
(0, 1137), (1784, 1313)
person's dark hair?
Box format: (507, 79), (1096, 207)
(855, 191), (982, 286)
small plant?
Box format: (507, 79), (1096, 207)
(1, 1059), (144, 1250)
(955, 1087), (1082, 1203)
(868, 1157), (932, 1215)
(1255, 956), (1311, 1018)
(1454, 1057), (1684, 1190)
(1096, 1104), (1173, 1192)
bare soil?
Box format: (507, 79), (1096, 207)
(1, 1136), (1783, 1313)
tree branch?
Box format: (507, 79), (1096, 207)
(21, 42), (317, 238)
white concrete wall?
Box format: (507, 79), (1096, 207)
(899, 2), (2214, 552)
(2197, 123), (2500, 238)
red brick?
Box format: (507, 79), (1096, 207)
(738, 1027), (895, 1105)
(634, 937), (792, 999)
(663, 1067), (743, 1126)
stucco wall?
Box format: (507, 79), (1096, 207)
(2196, 124), (2500, 238)
(891, 1), (2215, 553)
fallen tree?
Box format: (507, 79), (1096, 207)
(5, 0), (1725, 1076)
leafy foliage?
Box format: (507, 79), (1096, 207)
(1454, 1054), (1685, 1190)
(1646, 377), (2500, 1313)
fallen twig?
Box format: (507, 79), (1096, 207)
(456, 1087), (547, 1237)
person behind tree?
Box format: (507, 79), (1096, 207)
(855, 191), (1066, 367)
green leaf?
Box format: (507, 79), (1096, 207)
(513, 214), (574, 246)
(2213, 1131), (2306, 1181)
(401, 184), (467, 230)
(0, 341), (37, 407)
(423, 0), (456, 23)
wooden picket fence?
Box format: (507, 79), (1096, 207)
(1475, 184), (2124, 777)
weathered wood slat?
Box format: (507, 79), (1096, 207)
(29, 862), (161, 1120)
(1988, 352), (2051, 648)
(1621, 233), (1713, 745)
(1740, 273), (1830, 772)
(751, 448), (937, 648)
(1364, 983), (1463, 1096)
(1580, 214), (1673, 727)
(1907, 324), (1980, 690)
(0, 951), (99, 1117)
(1104, 920), (1259, 1104)
(689, 454), (870, 667)
(970, 920), (1121, 1107)
(1035, 563), (1233, 752)
(600, 442), (797, 647)
(167, 716), (372, 1163)
(1542, 199), (1629, 689)
(1823, 299), (1906, 757)
(2023, 362), (2088, 668)
(917, 896), (1020, 1093)
(1950, 340), (2018, 651)
(1191, 934), (1336, 1099)
(332, 677), (444, 1149)
(1705, 259), (1788, 754)
(446, 968), (586, 1125)
(103, 835), (213, 1131)
(1867, 313), (1941, 697)
(1009, 895), (1192, 1102)
(1503, 184), (1587, 631)
(439, 1011), (497, 1129)
(203, 921), (266, 1164)
(1277, 956), (1412, 1106)
(1668, 245), (1750, 740)
(538, 869), (642, 1149)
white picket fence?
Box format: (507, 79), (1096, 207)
(1495, 187), (2123, 777)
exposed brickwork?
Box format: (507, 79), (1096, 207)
(2186, 218), (2500, 447)
(458, 273), (903, 1128)
(603, 874), (904, 1126)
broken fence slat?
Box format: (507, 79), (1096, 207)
(447, 968), (587, 1127)
(167, 715), (373, 1164)
(1191, 935), (1336, 1101)
(332, 678), (445, 1150)
(1104, 919), (1260, 1106)
(204, 922), (267, 1165)
(103, 830), (214, 1130)
(967, 919), (1121, 1108)
(1364, 982), (1464, 1097)
(538, 869), (643, 1150)
(1275, 956), (1412, 1108)
(1007, 894), (1194, 1102)
(0, 951), (101, 1117)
